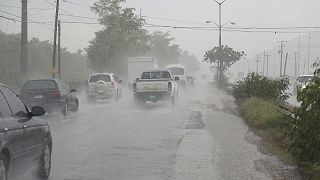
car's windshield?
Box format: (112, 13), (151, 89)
(297, 76), (313, 83)
(169, 68), (184, 76)
(89, 74), (111, 82)
(22, 80), (57, 90)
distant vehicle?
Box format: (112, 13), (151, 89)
(165, 64), (187, 88)
(128, 57), (158, 87)
(20, 79), (79, 116)
(0, 83), (52, 180)
(133, 69), (179, 105)
(294, 75), (314, 93)
(87, 73), (122, 102)
(186, 75), (195, 87)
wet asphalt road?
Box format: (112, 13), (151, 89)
(15, 80), (300, 180)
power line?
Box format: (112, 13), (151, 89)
(44, 0), (98, 30)
(59, 13), (97, 20)
(142, 15), (208, 25)
(0, 4), (54, 11)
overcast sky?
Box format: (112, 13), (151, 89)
(1, 0), (320, 76)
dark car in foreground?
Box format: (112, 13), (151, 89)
(0, 83), (52, 180)
(20, 79), (79, 116)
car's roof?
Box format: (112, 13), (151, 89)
(142, 69), (171, 72)
(165, 64), (185, 68)
(297, 75), (313, 77)
(89, 73), (114, 76)
(25, 79), (60, 82)
(0, 83), (8, 88)
(128, 57), (157, 60)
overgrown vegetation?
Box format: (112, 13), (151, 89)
(0, 32), (89, 89)
(233, 71), (320, 178)
(232, 73), (290, 102)
(286, 63), (320, 178)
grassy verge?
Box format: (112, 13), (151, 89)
(238, 98), (292, 164)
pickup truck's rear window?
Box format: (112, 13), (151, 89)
(141, 71), (171, 79)
(89, 74), (111, 82)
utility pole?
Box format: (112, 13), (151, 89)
(263, 50), (266, 76)
(52, 0), (60, 79)
(215, 0), (226, 87)
(58, 20), (61, 79)
(283, 52), (288, 76)
(278, 41), (286, 77)
(294, 52), (297, 77)
(298, 33), (301, 75)
(21, 0), (28, 76)
(256, 55), (260, 74)
(307, 33), (311, 74)
(265, 53), (271, 77)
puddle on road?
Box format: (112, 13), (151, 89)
(185, 111), (205, 129)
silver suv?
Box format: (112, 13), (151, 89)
(87, 73), (122, 102)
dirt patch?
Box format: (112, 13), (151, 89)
(254, 158), (302, 180)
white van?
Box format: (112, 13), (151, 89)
(165, 64), (187, 88)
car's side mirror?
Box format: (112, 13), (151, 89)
(136, 78), (140, 81)
(31, 106), (45, 116)
(71, 89), (77, 93)
(119, 80), (123, 83)
(174, 77), (180, 81)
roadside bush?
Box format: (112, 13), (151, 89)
(232, 73), (290, 103)
(287, 74), (320, 176)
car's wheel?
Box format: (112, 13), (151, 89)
(0, 153), (8, 180)
(38, 143), (51, 179)
(61, 103), (68, 116)
(72, 100), (79, 113)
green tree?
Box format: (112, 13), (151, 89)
(203, 45), (246, 71)
(86, 0), (149, 73)
(146, 31), (180, 67)
(0, 31), (89, 89)
(178, 50), (200, 73)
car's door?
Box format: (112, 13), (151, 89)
(0, 86), (29, 170)
(60, 80), (77, 109)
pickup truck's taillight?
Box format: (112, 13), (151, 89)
(111, 81), (115, 88)
(51, 91), (61, 98)
(133, 83), (137, 92)
(168, 82), (172, 92)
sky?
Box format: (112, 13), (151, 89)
(1, 0), (320, 77)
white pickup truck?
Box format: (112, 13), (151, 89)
(133, 69), (179, 105)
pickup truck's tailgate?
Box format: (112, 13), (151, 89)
(137, 81), (168, 92)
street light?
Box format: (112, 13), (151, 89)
(206, 21), (236, 27)
(206, 0), (235, 87)
(206, 19), (235, 87)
